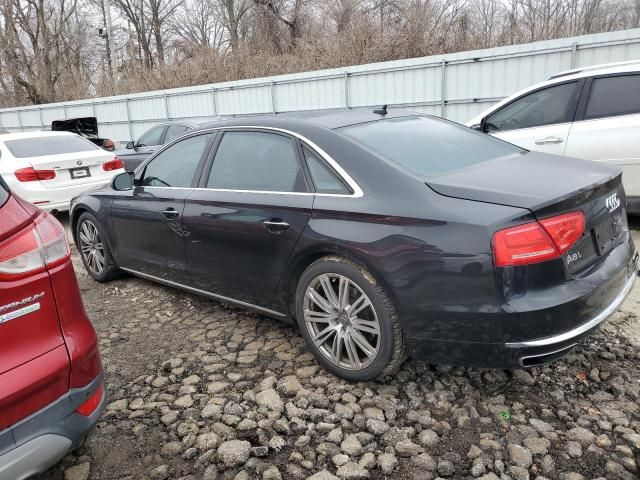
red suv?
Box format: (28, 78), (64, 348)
(0, 176), (104, 479)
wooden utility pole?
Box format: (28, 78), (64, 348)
(105, 0), (118, 93)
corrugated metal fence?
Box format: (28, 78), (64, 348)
(1, 28), (640, 142)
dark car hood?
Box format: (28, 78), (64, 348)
(52, 117), (99, 137)
(426, 151), (621, 212)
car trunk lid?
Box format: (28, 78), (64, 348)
(27, 150), (114, 189)
(427, 151), (626, 272)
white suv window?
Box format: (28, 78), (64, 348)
(486, 82), (579, 132)
(584, 75), (640, 120)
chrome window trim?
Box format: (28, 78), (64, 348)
(140, 185), (353, 198)
(137, 125), (363, 198)
(120, 267), (286, 318)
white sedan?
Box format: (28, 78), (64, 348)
(467, 61), (640, 213)
(0, 131), (124, 212)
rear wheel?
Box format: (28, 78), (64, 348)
(76, 212), (119, 282)
(295, 256), (406, 381)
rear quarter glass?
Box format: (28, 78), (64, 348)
(5, 135), (100, 158)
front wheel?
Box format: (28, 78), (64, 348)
(295, 256), (407, 381)
(76, 212), (119, 282)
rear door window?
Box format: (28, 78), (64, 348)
(340, 116), (524, 177)
(4, 135), (99, 158)
(584, 75), (640, 120)
(141, 134), (213, 188)
(485, 81), (580, 132)
(207, 131), (308, 192)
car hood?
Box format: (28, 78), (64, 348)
(426, 151), (621, 212)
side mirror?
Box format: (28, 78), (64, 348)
(125, 141), (135, 149)
(112, 171), (134, 191)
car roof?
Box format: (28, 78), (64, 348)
(549, 60), (640, 80)
(156, 118), (222, 128)
(0, 131), (76, 141)
(194, 108), (418, 132)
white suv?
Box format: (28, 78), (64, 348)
(467, 61), (640, 214)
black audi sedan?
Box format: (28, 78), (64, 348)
(70, 109), (637, 381)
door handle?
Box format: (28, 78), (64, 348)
(263, 218), (290, 233)
(535, 136), (563, 145)
(161, 208), (180, 219)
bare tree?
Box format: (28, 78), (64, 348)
(0, 0), (83, 104)
(218, 0), (252, 51)
(253, 0), (307, 50)
(113, 0), (154, 66)
(172, 0), (224, 48)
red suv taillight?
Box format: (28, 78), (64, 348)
(103, 156), (123, 171)
(0, 211), (70, 280)
(493, 211), (585, 267)
(14, 167), (56, 182)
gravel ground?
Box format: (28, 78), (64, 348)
(36, 218), (640, 480)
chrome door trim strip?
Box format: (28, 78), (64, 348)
(141, 185), (350, 198)
(120, 267), (286, 318)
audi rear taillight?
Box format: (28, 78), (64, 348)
(15, 167), (56, 182)
(103, 156), (123, 171)
(0, 212), (70, 280)
(493, 211), (585, 267)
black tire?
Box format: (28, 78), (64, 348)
(76, 212), (119, 283)
(295, 255), (407, 381)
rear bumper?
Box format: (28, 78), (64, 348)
(408, 250), (638, 369)
(0, 374), (105, 480)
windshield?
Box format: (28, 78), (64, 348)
(4, 135), (99, 158)
(339, 116), (525, 177)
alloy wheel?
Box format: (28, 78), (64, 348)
(78, 220), (105, 275)
(303, 273), (381, 371)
